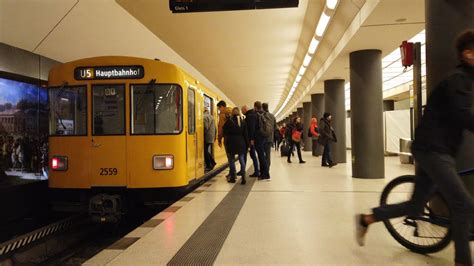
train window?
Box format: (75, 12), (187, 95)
(188, 88), (196, 134)
(131, 84), (182, 134)
(49, 86), (87, 136)
(92, 84), (125, 135)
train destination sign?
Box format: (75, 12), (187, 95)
(169, 0), (299, 13)
(74, 66), (145, 80)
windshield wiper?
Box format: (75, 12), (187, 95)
(54, 82), (69, 130)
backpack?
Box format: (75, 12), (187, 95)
(258, 112), (273, 138)
(291, 128), (302, 143)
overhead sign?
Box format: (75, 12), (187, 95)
(169, 0), (299, 13)
(74, 66), (144, 80)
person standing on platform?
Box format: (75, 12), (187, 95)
(217, 100), (233, 177)
(356, 29), (474, 266)
(318, 113), (337, 167)
(285, 116), (305, 164)
(241, 105), (260, 177)
(274, 125), (282, 151)
(249, 101), (270, 181)
(223, 107), (249, 185)
(262, 103), (277, 169)
(203, 107), (216, 171)
(309, 117), (320, 157)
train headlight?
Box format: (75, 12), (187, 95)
(153, 155), (174, 170)
(51, 156), (68, 171)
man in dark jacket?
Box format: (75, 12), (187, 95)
(262, 103), (278, 169)
(356, 29), (474, 266)
(247, 101), (270, 181)
(318, 113), (337, 167)
(242, 105), (260, 177)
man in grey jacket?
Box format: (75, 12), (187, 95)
(262, 103), (278, 169)
(203, 108), (216, 171)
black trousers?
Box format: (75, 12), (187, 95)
(372, 150), (474, 265)
(321, 143), (332, 165)
(287, 141), (302, 162)
(204, 143), (216, 169)
(312, 139), (318, 156)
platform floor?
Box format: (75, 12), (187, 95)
(86, 150), (465, 265)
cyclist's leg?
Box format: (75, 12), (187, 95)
(415, 150), (474, 266)
(371, 170), (435, 221)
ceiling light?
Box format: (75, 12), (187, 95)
(298, 65), (307, 76)
(308, 38), (319, 54)
(303, 54), (312, 67)
(326, 0), (338, 9)
(315, 12), (331, 37)
(295, 75), (302, 82)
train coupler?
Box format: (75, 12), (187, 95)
(89, 194), (123, 223)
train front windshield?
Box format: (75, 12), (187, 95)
(49, 86), (87, 136)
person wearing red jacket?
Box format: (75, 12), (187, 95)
(309, 117), (319, 157)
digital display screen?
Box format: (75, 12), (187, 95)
(74, 65), (145, 80)
(170, 0), (298, 13)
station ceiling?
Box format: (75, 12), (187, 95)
(0, 0), (425, 118)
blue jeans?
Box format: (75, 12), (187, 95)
(255, 141), (269, 177)
(245, 145), (260, 175)
(322, 143), (333, 165)
(227, 153), (246, 179)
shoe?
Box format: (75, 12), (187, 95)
(237, 171), (243, 176)
(258, 177), (271, 181)
(321, 164), (329, 167)
(287, 159), (292, 163)
(249, 173), (260, 178)
(241, 178), (246, 185)
(227, 178), (236, 183)
(299, 161), (306, 164)
(355, 214), (368, 246)
(329, 163), (338, 168)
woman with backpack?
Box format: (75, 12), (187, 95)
(285, 116), (305, 164)
(319, 112), (337, 167)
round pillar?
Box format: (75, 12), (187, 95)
(350, 50), (384, 179)
(324, 79), (347, 164)
(311, 94), (325, 156)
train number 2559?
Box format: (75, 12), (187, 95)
(100, 168), (118, 176)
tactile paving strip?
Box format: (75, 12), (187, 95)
(167, 176), (256, 266)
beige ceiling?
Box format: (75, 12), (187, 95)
(117, 0), (321, 110)
(1, 0), (426, 119)
(0, 0), (235, 104)
(279, 0), (425, 119)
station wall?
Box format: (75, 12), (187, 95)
(0, 43), (60, 180)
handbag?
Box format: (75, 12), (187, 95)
(291, 129), (302, 143)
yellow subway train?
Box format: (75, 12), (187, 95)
(48, 56), (228, 221)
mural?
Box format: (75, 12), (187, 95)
(0, 77), (49, 181)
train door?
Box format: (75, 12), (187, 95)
(203, 95), (214, 172)
(186, 87), (197, 181)
(90, 84), (127, 186)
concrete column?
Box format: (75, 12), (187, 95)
(292, 111), (297, 122)
(350, 50), (384, 179)
(297, 108), (304, 120)
(383, 100), (395, 111)
(426, 0), (474, 193)
(303, 102), (312, 150)
(324, 79), (347, 164)
(311, 93), (325, 156)
(311, 93), (325, 119)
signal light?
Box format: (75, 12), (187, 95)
(51, 156), (68, 171)
(153, 155), (174, 170)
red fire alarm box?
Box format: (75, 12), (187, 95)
(400, 41), (414, 67)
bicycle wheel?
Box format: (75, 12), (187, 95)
(380, 175), (452, 254)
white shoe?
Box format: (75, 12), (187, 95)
(355, 214), (368, 246)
